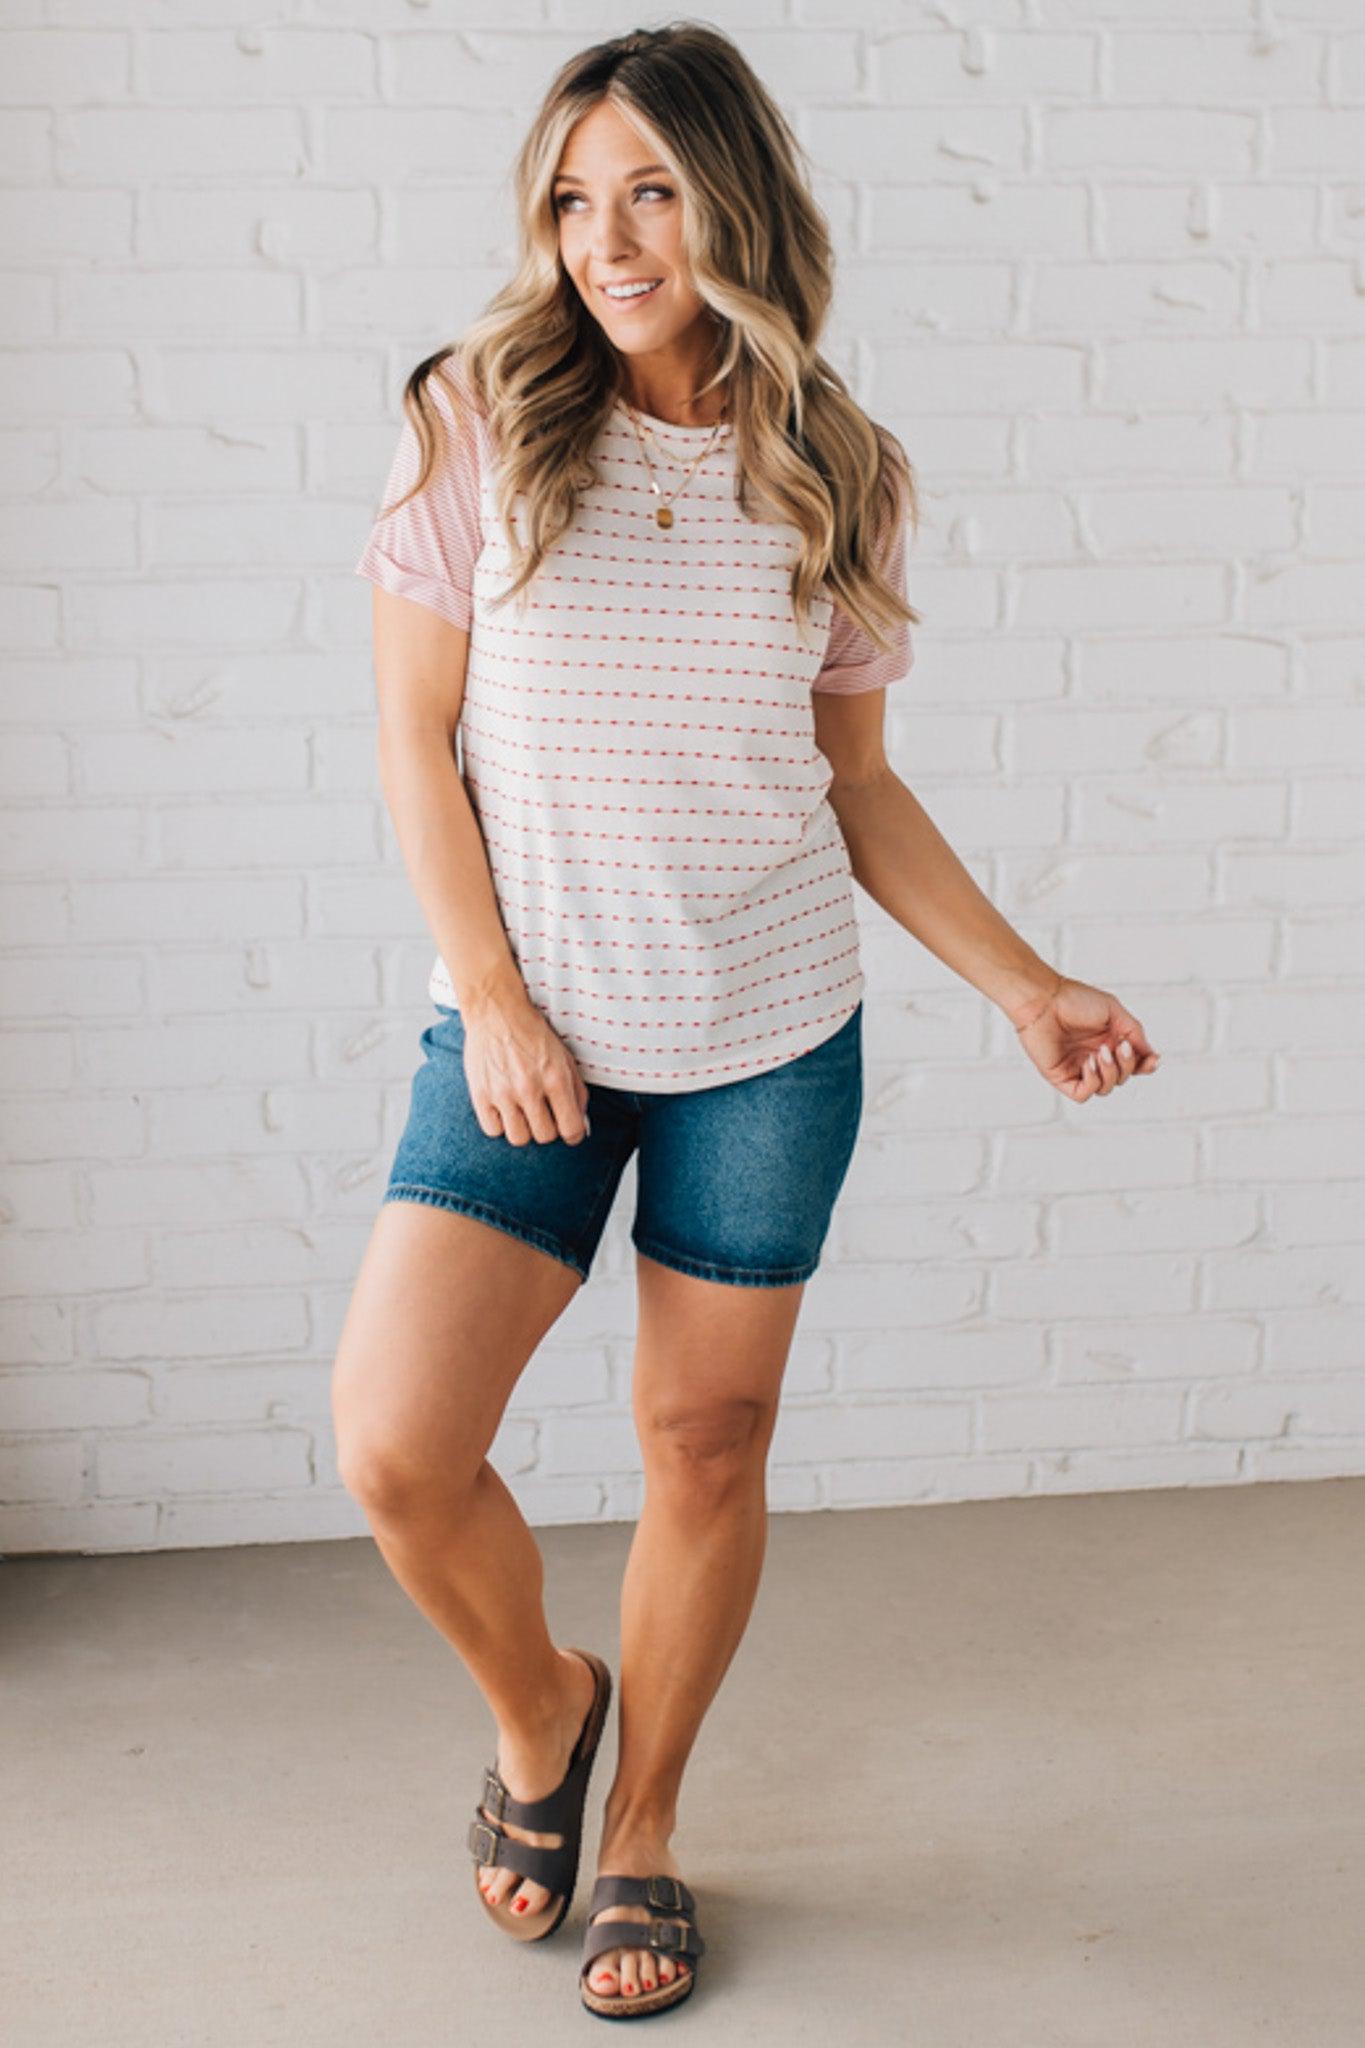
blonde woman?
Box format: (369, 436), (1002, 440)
(334, 21), (1160, 2023)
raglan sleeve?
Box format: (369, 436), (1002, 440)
(353, 364), (483, 632)
(811, 485), (914, 696)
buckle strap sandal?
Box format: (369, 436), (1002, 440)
(468, 1648), (612, 1944)
(579, 1872), (706, 2021)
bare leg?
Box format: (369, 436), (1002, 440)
(332, 1199), (599, 1920)
(583, 1252), (805, 2002)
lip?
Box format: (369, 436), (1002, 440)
(599, 278), (665, 303)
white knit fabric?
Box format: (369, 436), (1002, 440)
(355, 362), (913, 1091)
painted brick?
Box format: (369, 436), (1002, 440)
(4, 6), (1362, 1553)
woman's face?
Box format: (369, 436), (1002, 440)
(553, 100), (711, 362)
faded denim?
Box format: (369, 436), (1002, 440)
(383, 1002), (864, 1288)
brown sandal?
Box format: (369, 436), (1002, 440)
(467, 1648), (612, 1943)
(579, 1873), (706, 2020)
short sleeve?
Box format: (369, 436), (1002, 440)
(353, 361), (484, 632)
(812, 498), (914, 695)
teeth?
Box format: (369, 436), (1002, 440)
(605, 280), (661, 299)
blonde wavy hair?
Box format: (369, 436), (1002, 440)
(378, 19), (920, 654)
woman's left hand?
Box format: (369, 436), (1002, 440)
(1008, 976), (1161, 1103)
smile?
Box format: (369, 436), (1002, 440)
(601, 279), (663, 302)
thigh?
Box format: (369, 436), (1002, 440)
(331, 1198), (581, 1494)
(631, 1003), (864, 1289)
(632, 1246), (807, 1432)
(332, 1003), (638, 1489)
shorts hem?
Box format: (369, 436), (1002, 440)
(383, 1183), (588, 1282)
(631, 1230), (818, 1289)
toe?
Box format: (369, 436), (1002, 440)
(482, 1868), (553, 1918)
(637, 1948), (657, 1992)
(589, 1957), (619, 1995)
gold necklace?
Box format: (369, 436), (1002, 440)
(620, 397), (730, 530)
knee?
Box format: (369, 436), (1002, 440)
(336, 1429), (476, 1521)
(640, 1396), (775, 1494)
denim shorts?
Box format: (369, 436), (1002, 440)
(382, 1002), (864, 1287)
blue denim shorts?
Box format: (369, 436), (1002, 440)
(382, 1002), (864, 1287)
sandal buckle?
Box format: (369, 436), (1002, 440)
(647, 1918), (685, 1953)
(468, 1818), (501, 1864)
(645, 1874), (682, 1911)
(481, 1769), (506, 1818)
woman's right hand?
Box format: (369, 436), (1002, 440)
(460, 997), (592, 1146)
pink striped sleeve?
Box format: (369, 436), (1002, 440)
(354, 363), (484, 632)
(812, 497), (914, 696)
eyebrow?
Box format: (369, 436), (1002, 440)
(552, 163), (670, 187)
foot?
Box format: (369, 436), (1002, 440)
(476, 1647), (598, 1918)
(582, 1830), (694, 2003)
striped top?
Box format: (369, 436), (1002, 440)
(354, 359), (913, 1092)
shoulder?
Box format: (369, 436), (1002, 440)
(425, 351), (494, 468)
(431, 348), (487, 414)
(870, 422), (911, 517)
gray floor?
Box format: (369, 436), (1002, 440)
(4, 1477), (1363, 2047)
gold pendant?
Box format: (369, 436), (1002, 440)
(655, 504), (674, 529)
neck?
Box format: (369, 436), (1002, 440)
(617, 344), (728, 429)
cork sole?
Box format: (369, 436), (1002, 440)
(581, 1966), (696, 2021)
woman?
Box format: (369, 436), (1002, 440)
(334, 22), (1161, 2024)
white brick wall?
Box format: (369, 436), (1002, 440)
(3, 1), (1363, 1555)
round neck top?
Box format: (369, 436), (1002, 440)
(354, 358), (913, 1090)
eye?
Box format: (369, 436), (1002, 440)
(553, 182), (674, 214)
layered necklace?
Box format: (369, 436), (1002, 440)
(619, 394), (731, 531)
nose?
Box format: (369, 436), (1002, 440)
(588, 205), (638, 266)
(591, 240), (638, 272)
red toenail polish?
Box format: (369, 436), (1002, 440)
(513, 1899), (526, 1912)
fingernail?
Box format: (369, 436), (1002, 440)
(1118, 1039), (1131, 1057)
(1099, 1043), (1114, 1063)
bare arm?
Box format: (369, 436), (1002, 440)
(372, 587), (590, 1145)
(812, 688), (1160, 1099)
(813, 690), (1060, 1024)
(372, 587), (523, 1014)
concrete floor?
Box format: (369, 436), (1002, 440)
(4, 1477), (1363, 2047)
